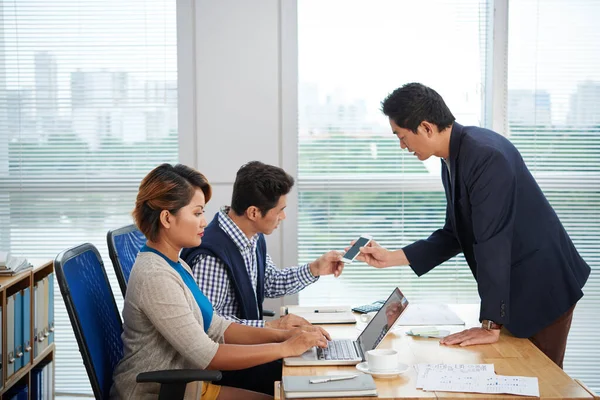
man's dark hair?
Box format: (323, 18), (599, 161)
(231, 161), (294, 216)
(381, 82), (455, 133)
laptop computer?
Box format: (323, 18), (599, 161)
(284, 287), (409, 366)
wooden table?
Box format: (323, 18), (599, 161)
(280, 304), (595, 399)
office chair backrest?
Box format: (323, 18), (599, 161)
(107, 224), (146, 297)
(55, 243), (124, 400)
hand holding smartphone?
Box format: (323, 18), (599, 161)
(341, 234), (372, 263)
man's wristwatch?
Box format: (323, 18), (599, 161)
(481, 320), (503, 330)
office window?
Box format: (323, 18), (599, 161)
(507, 0), (600, 390)
(0, 0), (177, 395)
(297, 0), (599, 391)
(297, 0), (489, 305)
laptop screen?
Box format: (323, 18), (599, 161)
(356, 287), (409, 355)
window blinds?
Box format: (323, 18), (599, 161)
(507, 0), (600, 391)
(297, 0), (488, 310)
(0, 0), (178, 395)
(298, 0), (599, 392)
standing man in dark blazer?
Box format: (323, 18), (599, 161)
(355, 82), (590, 369)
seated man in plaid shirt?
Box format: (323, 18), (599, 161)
(181, 160), (344, 395)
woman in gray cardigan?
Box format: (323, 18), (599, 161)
(110, 163), (330, 400)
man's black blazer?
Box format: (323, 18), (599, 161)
(403, 122), (590, 338)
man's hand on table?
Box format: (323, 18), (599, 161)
(440, 327), (500, 346)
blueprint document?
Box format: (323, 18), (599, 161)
(416, 364), (540, 397)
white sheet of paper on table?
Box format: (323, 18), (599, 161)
(415, 364), (539, 397)
(416, 364), (495, 389)
(423, 371), (539, 397)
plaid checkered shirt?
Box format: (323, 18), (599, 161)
(190, 206), (318, 327)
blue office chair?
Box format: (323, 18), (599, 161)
(107, 224), (275, 316)
(55, 243), (221, 400)
(107, 224), (146, 297)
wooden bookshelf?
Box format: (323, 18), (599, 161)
(0, 260), (55, 399)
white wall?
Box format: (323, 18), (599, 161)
(178, 0), (299, 313)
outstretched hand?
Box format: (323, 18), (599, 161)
(310, 250), (345, 277)
(345, 240), (393, 268)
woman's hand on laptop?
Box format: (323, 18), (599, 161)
(265, 313), (311, 329)
(287, 325), (331, 341)
(282, 329), (329, 357)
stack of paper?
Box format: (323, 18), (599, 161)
(406, 326), (450, 338)
(0, 251), (33, 276)
(415, 364), (539, 397)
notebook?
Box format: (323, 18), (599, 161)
(282, 305), (356, 324)
(284, 287), (409, 366)
(282, 374), (377, 398)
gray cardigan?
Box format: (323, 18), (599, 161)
(110, 251), (232, 399)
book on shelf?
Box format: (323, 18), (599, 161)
(0, 251), (33, 276)
(282, 374), (377, 398)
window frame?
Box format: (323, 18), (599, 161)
(289, 0), (599, 391)
(282, 0), (506, 273)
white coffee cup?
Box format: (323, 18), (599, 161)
(360, 311), (377, 323)
(365, 349), (399, 372)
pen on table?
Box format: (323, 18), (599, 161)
(309, 375), (358, 384)
(313, 309), (346, 313)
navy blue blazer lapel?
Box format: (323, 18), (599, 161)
(441, 159), (452, 204)
(448, 122), (464, 206)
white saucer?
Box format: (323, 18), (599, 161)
(356, 361), (409, 378)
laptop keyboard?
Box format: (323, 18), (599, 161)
(317, 339), (359, 360)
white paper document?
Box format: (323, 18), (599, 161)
(416, 364), (495, 389)
(416, 364), (539, 397)
(396, 303), (464, 325)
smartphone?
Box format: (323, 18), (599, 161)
(341, 234), (372, 263)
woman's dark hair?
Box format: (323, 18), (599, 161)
(381, 82), (455, 133)
(133, 163), (212, 241)
(231, 161), (294, 216)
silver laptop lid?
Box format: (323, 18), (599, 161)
(356, 287), (409, 355)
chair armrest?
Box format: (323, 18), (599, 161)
(136, 369), (222, 385)
(263, 309), (276, 317)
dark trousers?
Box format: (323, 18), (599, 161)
(528, 304), (576, 369)
(218, 359), (282, 396)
